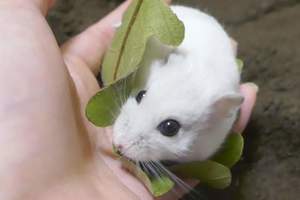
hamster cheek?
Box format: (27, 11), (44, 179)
(112, 99), (137, 144)
(152, 131), (195, 161)
(174, 132), (196, 157)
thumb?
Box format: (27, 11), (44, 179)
(233, 82), (259, 133)
(35, 0), (56, 15)
(9, 0), (56, 15)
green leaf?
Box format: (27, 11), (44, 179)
(86, 61), (153, 127)
(171, 160), (231, 189)
(86, 77), (133, 127)
(236, 58), (244, 72)
(212, 133), (244, 168)
(102, 0), (185, 86)
(150, 175), (175, 197)
(86, 0), (184, 127)
(121, 158), (174, 197)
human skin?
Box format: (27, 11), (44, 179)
(0, 0), (257, 200)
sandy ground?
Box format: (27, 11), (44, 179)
(48, 1), (300, 199)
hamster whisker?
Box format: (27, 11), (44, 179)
(139, 161), (174, 193)
(146, 161), (179, 193)
(110, 108), (119, 120)
(138, 162), (149, 176)
(101, 106), (118, 120)
(148, 161), (185, 198)
(156, 162), (190, 192)
(119, 77), (127, 105)
(138, 162), (149, 174)
(147, 161), (169, 178)
(111, 84), (124, 110)
(153, 161), (202, 200)
(143, 161), (163, 179)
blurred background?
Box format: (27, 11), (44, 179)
(47, 0), (300, 199)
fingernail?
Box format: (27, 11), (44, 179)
(244, 82), (259, 93)
(113, 22), (122, 29)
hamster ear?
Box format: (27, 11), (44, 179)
(213, 93), (244, 118)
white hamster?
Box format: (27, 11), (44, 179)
(112, 6), (243, 163)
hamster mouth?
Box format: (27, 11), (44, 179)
(137, 161), (173, 180)
(113, 144), (176, 180)
(121, 157), (170, 178)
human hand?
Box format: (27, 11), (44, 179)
(0, 0), (257, 200)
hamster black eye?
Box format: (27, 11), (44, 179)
(157, 119), (181, 137)
(135, 90), (146, 104)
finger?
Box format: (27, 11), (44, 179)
(61, 0), (132, 75)
(1, 0), (55, 15)
(47, 0), (56, 9)
(233, 82), (259, 133)
(40, 0), (56, 15)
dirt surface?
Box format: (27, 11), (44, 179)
(48, 1), (300, 199)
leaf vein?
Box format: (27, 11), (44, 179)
(113, 0), (144, 80)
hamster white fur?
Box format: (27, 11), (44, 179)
(112, 6), (243, 162)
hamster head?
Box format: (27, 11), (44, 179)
(112, 57), (243, 162)
(112, 5), (243, 162)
